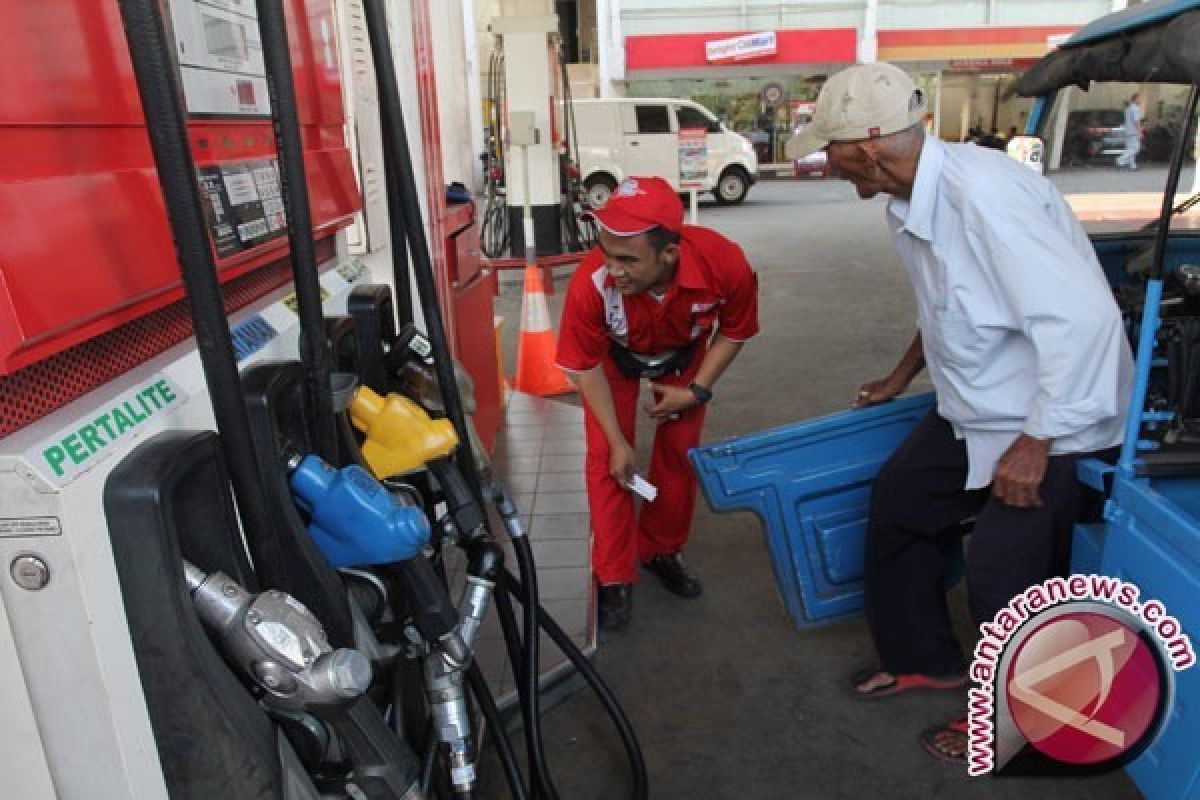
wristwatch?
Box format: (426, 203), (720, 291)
(688, 382), (713, 405)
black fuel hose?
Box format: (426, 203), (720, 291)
(360, 0), (476, 485)
(503, 569), (648, 800)
(514, 535), (560, 800)
(467, 664), (529, 800)
(254, 0), (338, 462)
(381, 99), (414, 326)
(360, 7), (548, 789)
(360, 3), (644, 797)
(428, 460), (549, 796)
(116, 0), (275, 551)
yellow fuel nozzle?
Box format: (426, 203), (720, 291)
(348, 386), (459, 479)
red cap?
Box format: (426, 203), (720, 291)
(585, 176), (684, 236)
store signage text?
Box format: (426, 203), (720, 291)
(706, 31), (777, 63)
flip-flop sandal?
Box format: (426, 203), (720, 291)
(919, 717), (970, 764)
(850, 666), (968, 699)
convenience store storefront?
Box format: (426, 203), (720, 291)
(623, 29), (858, 164)
(621, 24), (1080, 163)
(877, 25), (1079, 141)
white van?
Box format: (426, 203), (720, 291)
(569, 98), (758, 208)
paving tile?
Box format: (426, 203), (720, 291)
(505, 411), (558, 427)
(494, 455), (540, 475)
(542, 403), (585, 421)
(511, 492), (535, 513)
(533, 538), (590, 568)
(538, 597), (590, 639)
(539, 453), (584, 473)
(497, 472), (539, 495)
(502, 537), (589, 570)
(540, 438), (587, 455)
(494, 435), (544, 458)
(542, 424), (583, 443)
(533, 491), (589, 515)
(505, 392), (542, 410)
(528, 512), (591, 540)
(534, 472), (586, 493)
(534, 566), (591, 600)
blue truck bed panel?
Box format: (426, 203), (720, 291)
(689, 393), (936, 628)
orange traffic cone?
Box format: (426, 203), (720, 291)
(513, 264), (575, 396)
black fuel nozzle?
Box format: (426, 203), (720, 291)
(427, 457), (486, 541)
(466, 539), (504, 584)
(488, 480), (527, 541)
(391, 556), (469, 667)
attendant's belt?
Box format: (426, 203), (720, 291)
(608, 340), (697, 379)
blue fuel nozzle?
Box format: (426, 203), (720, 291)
(288, 455), (431, 568)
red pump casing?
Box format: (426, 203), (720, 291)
(0, 0), (360, 379)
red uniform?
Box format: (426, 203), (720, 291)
(556, 226), (759, 583)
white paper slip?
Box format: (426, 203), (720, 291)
(629, 474), (658, 502)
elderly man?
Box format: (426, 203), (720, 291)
(788, 63), (1133, 761)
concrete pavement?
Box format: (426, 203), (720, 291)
(482, 178), (1141, 799)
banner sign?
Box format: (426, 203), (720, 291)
(678, 128), (709, 190)
(706, 31), (777, 63)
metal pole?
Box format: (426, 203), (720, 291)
(689, 189), (698, 225)
(521, 144), (537, 265)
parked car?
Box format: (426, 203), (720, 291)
(790, 124), (835, 178)
(1062, 109), (1134, 165)
(569, 98), (758, 207)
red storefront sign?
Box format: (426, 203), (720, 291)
(625, 28), (857, 72)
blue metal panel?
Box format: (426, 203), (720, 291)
(689, 393), (935, 627)
(1069, 523), (1106, 574)
(1096, 475), (1200, 800)
(1065, 0), (1200, 48)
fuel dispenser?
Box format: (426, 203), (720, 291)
(482, 10), (594, 261)
(1, 0), (649, 797)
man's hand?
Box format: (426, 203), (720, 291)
(855, 375), (908, 407)
(609, 439), (637, 488)
(644, 382), (697, 420)
(993, 434), (1051, 508)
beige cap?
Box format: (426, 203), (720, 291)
(785, 63), (927, 159)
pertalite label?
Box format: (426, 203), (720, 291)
(27, 377), (187, 487)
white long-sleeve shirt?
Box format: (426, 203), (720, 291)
(1124, 102), (1143, 140)
(887, 136), (1134, 489)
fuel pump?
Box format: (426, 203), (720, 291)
(481, 17), (595, 259)
(1, 0), (645, 796)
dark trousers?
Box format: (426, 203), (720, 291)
(863, 411), (1110, 676)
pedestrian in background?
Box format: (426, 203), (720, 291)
(1117, 93), (1143, 170)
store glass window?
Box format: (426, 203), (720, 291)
(635, 105), (671, 134)
(627, 76), (822, 162)
(1039, 82), (1199, 234)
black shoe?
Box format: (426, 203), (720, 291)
(642, 552), (703, 598)
(597, 583), (633, 630)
